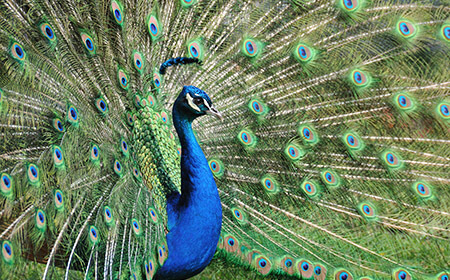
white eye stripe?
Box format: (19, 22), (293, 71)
(186, 94), (201, 112)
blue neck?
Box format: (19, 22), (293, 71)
(154, 101), (222, 280)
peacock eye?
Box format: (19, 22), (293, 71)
(193, 97), (203, 105)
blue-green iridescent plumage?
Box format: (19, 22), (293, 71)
(155, 85), (222, 279)
(0, 0), (449, 279)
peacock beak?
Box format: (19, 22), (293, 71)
(206, 106), (223, 121)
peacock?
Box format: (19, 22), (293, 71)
(0, 0), (449, 279)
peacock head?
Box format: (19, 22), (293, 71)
(174, 85), (222, 121)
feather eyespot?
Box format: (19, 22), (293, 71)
(339, 0), (363, 13)
(301, 180), (319, 198)
(81, 33), (95, 54)
(134, 95), (142, 108)
(248, 98), (268, 117)
(103, 206), (114, 226)
(238, 129), (257, 147)
(261, 175), (278, 193)
(132, 51), (144, 72)
(161, 111), (168, 124)
(242, 38), (262, 58)
(113, 160), (123, 176)
(1, 240), (13, 264)
(52, 145), (64, 168)
(387, 153), (396, 164)
(188, 40), (203, 59)
(280, 256), (295, 275)
(255, 256), (271, 275)
(90, 144), (100, 163)
(397, 20), (417, 39)
(35, 209), (46, 231)
(120, 138), (129, 157)
(118, 69), (129, 90)
(40, 23), (55, 41)
(299, 125), (319, 144)
(324, 172), (333, 183)
(148, 207), (159, 223)
(231, 207), (246, 224)
(181, 0), (196, 7)
(234, 210), (240, 218)
(350, 69), (370, 87)
(1, 173), (13, 198)
(157, 243), (168, 265)
(297, 260), (314, 278)
(27, 164), (40, 185)
(111, 1), (124, 25)
(52, 118), (65, 132)
(381, 150), (403, 169)
(148, 95), (156, 107)
(148, 15), (161, 40)
(440, 24), (450, 42)
(145, 258), (157, 279)
(394, 92), (415, 111)
(11, 42), (26, 61)
(89, 225), (99, 244)
(252, 100), (262, 113)
(335, 269), (353, 280)
(342, 0), (358, 11)
(149, 259), (156, 276)
(244, 40), (257, 56)
(67, 105), (79, 125)
(95, 98), (108, 114)
(224, 235), (239, 254)
(105, 208), (111, 218)
(209, 159), (225, 178)
(126, 112), (134, 126)
(284, 143), (304, 162)
(131, 219), (141, 235)
(295, 43), (315, 63)
(437, 102), (449, 120)
(149, 22), (158, 35)
(393, 268), (411, 280)
(412, 181), (433, 199)
(437, 272), (449, 280)
(320, 169), (340, 188)
(54, 189), (64, 210)
(190, 45), (198, 57)
(358, 202), (377, 220)
(343, 131), (364, 151)
(132, 167), (141, 181)
(153, 72), (162, 89)
(312, 263), (327, 280)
